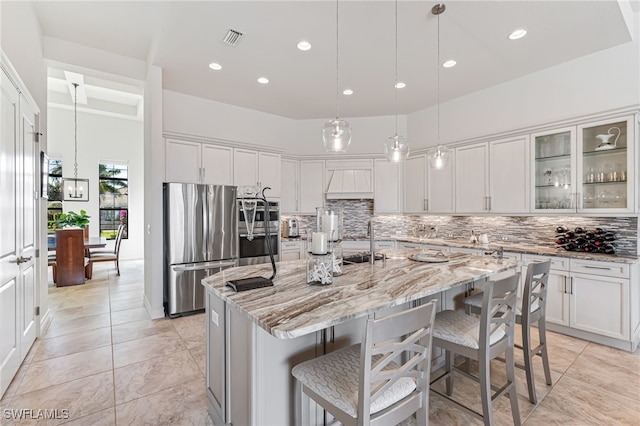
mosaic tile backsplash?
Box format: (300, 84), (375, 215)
(283, 200), (638, 256)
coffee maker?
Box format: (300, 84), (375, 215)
(285, 219), (299, 238)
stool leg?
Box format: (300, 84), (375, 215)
(538, 317), (553, 386)
(445, 350), (454, 396)
(505, 343), (522, 426)
(479, 352), (493, 426)
(521, 317), (537, 404)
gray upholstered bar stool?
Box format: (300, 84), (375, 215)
(431, 274), (521, 426)
(464, 261), (552, 404)
(291, 300), (437, 426)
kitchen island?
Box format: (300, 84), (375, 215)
(202, 250), (520, 425)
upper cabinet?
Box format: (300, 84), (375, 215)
(455, 143), (489, 213)
(233, 148), (280, 198)
(281, 159), (298, 213)
(258, 152), (281, 198)
(374, 159), (403, 214)
(532, 115), (636, 214)
(403, 153), (455, 214)
(166, 139), (233, 185)
(299, 160), (325, 214)
(427, 150), (455, 213)
(403, 154), (427, 213)
(489, 135), (530, 213)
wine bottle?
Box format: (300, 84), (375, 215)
(563, 242), (577, 251)
(594, 227), (606, 235)
(556, 226), (568, 234)
(593, 238), (605, 247)
(564, 231), (575, 239)
(575, 237), (587, 245)
(583, 244), (596, 252)
(602, 245), (616, 254)
(574, 227), (585, 234)
(584, 231), (595, 240)
(604, 232), (616, 241)
(555, 237), (567, 245)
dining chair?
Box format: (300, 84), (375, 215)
(86, 224), (125, 278)
(431, 274), (520, 426)
(464, 261), (552, 404)
(54, 229), (87, 286)
(292, 299), (438, 426)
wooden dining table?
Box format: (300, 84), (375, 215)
(48, 233), (107, 286)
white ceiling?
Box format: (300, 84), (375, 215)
(33, 1), (637, 120)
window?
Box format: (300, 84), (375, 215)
(98, 163), (128, 240)
(47, 159), (63, 230)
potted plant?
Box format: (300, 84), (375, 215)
(55, 210), (91, 239)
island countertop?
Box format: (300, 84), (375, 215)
(202, 250), (520, 339)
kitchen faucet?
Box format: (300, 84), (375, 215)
(368, 219), (375, 264)
(484, 246), (504, 259)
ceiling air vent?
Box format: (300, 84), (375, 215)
(222, 29), (244, 46)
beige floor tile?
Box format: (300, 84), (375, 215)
(115, 378), (209, 426)
(21, 340), (41, 365)
(111, 318), (175, 345)
(61, 407), (116, 426)
(47, 294), (110, 313)
(110, 307), (149, 326)
(112, 330), (186, 368)
(109, 289), (143, 303)
(581, 341), (640, 374)
(1, 362), (30, 401)
(49, 303), (111, 322)
(428, 395), (483, 425)
(109, 297), (144, 312)
(114, 350), (202, 405)
(108, 282), (143, 294)
(44, 313), (111, 339)
(188, 345), (207, 376)
(5, 371), (113, 425)
(33, 327), (112, 362)
(16, 346), (113, 395)
(525, 374), (640, 425)
(172, 314), (206, 349)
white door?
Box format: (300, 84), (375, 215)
(165, 139), (201, 183)
(202, 144), (233, 185)
(403, 154), (426, 213)
(490, 136), (529, 213)
(455, 143), (489, 213)
(0, 70), (38, 397)
(545, 270), (570, 327)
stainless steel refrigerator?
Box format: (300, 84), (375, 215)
(163, 183), (238, 317)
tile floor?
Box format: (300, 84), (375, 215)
(1, 260), (639, 425)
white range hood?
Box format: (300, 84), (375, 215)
(325, 169), (374, 199)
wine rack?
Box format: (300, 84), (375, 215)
(554, 226), (617, 254)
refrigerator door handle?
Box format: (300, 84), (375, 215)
(172, 260), (238, 272)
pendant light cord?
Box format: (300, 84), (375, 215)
(73, 83), (78, 179)
(436, 4), (442, 144)
(335, 0), (340, 120)
(394, 0), (398, 137)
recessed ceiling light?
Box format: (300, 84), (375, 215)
(257, 77), (269, 84)
(442, 59), (457, 68)
(508, 29), (527, 40)
(395, 82), (406, 89)
(208, 62), (222, 71)
(297, 41), (312, 51)
(343, 89), (353, 95)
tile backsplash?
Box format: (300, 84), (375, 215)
(282, 200), (638, 256)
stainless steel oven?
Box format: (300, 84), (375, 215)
(238, 200), (279, 265)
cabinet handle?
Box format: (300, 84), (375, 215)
(570, 277), (574, 295)
(562, 276), (567, 294)
(425, 199), (429, 211)
(582, 265), (612, 271)
(488, 196), (492, 211)
(202, 168), (206, 181)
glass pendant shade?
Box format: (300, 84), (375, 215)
(322, 118), (352, 153)
(428, 145), (450, 170)
(384, 134), (410, 163)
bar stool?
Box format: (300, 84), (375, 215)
(464, 261), (552, 404)
(292, 300), (437, 426)
(431, 274), (520, 426)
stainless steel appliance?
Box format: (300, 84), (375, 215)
(287, 218), (299, 237)
(163, 183), (238, 317)
(238, 199), (279, 266)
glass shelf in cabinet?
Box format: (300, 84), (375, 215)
(535, 184), (572, 188)
(582, 146), (627, 158)
(535, 153), (571, 161)
(582, 180), (627, 186)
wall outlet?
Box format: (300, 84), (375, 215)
(210, 309), (219, 326)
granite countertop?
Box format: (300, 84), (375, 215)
(202, 250), (520, 339)
(390, 236), (639, 264)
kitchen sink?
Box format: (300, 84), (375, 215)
(343, 253), (386, 264)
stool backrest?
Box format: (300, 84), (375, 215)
(480, 274), (519, 351)
(523, 261), (551, 316)
(114, 224), (125, 256)
(358, 299), (437, 424)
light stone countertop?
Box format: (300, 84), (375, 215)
(390, 236), (638, 264)
(202, 250), (520, 339)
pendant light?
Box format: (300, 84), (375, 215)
(322, 0), (351, 153)
(384, 0), (410, 163)
(427, 4), (450, 170)
(62, 83), (89, 201)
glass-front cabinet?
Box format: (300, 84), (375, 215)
(532, 127), (576, 212)
(577, 116), (635, 213)
(532, 115), (636, 214)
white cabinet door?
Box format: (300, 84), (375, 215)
(545, 270), (570, 327)
(259, 152), (281, 198)
(490, 136), (529, 213)
(427, 150), (455, 213)
(374, 159), (402, 213)
(403, 154), (427, 213)
(234, 149), (259, 189)
(570, 273), (629, 340)
(299, 160), (324, 214)
(281, 159), (298, 213)
(166, 139), (201, 183)
(455, 143), (489, 213)
(202, 144), (233, 185)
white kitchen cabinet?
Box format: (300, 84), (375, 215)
(281, 240), (302, 261)
(281, 159), (298, 213)
(374, 158), (402, 213)
(166, 139), (233, 184)
(489, 135), (529, 213)
(233, 148), (259, 189)
(427, 150), (455, 213)
(403, 154), (427, 213)
(455, 143), (489, 213)
(299, 160), (325, 214)
(259, 152), (281, 198)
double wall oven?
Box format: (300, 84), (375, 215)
(238, 199), (280, 265)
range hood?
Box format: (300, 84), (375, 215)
(325, 169), (374, 199)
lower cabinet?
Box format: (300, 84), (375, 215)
(281, 240), (302, 261)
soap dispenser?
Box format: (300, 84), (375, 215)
(469, 230), (478, 244)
